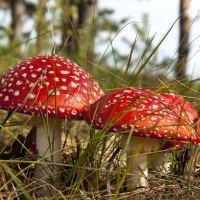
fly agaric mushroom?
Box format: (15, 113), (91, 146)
(0, 54), (104, 177)
(83, 87), (199, 190)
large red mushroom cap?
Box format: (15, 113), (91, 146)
(0, 55), (104, 119)
(84, 87), (198, 143)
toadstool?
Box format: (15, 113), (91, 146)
(83, 87), (199, 190)
(0, 54), (104, 177)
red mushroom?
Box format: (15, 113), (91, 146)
(83, 87), (199, 189)
(0, 54), (104, 177)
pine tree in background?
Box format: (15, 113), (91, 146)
(176, 0), (191, 80)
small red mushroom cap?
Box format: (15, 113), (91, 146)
(159, 93), (197, 123)
(0, 55), (104, 119)
(84, 87), (198, 143)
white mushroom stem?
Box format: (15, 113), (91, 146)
(126, 152), (149, 189)
(30, 116), (62, 178)
(120, 135), (171, 190)
(148, 151), (172, 174)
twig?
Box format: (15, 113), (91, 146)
(0, 111), (12, 129)
(10, 182), (19, 200)
(106, 147), (121, 197)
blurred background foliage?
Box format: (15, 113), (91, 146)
(0, 0), (199, 106)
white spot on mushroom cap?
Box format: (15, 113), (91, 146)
(98, 118), (102, 123)
(48, 90), (60, 96)
(74, 71), (80, 76)
(59, 108), (65, 113)
(14, 91), (20, 96)
(61, 70), (70, 74)
(28, 93), (36, 99)
(36, 68), (42, 72)
(153, 105), (158, 109)
(71, 81), (78, 88)
(100, 90), (104, 95)
(61, 86), (67, 90)
(16, 80), (23, 85)
(70, 76), (79, 81)
(121, 124), (127, 128)
(151, 116), (157, 121)
(31, 74), (37, 78)
(83, 89), (87, 94)
(71, 109), (77, 115)
(4, 96), (9, 101)
(75, 97), (81, 102)
(22, 73), (27, 77)
(65, 94), (70, 99)
(89, 100), (93, 104)
(124, 89), (132, 93)
(54, 77), (59, 81)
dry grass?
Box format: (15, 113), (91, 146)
(0, 122), (200, 200)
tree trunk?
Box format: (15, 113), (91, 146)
(61, 0), (78, 54)
(61, 0), (97, 55)
(36, 1), (46, 53)
(176, 0), (191, 80)
(77, 0), (97, 30)
(10, 0), (26, 42)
